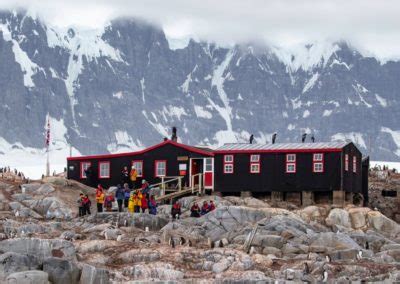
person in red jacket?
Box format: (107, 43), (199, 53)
(141, 193), (148, 213)
(201, 201), (210, 215)
(209, 200), (216, 211)
(190, 202), (201, 217)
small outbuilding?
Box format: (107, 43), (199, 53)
(213, 141), (366, 205)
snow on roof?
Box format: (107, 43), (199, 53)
(216, 141), (350, 151)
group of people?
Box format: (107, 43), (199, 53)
(77, 193), (92, 217)
(170, 200), (216, 219)
(190, 200), (216, 217)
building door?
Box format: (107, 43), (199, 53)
(191, 159), (201, 186)
(203, 158), (214, 190)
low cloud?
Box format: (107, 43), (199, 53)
(1, 0), (400, 60)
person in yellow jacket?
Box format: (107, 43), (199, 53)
(95, 188), (105, 213)
(134, 190), (142, 213)
(130, 166), (138, 188)
(128, 192), (135, 213)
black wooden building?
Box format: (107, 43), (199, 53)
(213, 142), (366, 201)
(67, 140), (214, 189)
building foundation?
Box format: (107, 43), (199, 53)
(302, 191), (314, 206)
(333, 190), (345, 207)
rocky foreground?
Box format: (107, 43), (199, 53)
(0, 178), (400, 283)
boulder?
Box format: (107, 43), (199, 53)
(43, 257), (80, 284)
(0, 252), (41, 280)
(118, 248), (161, 263)
(367, 211), (400, 235)
(252, 235), (284, 249)
(35, 184), (55, 195)
(80, 264), (109, 284)
(0, 238), (76, 261)
(310, 232), (361, 250)
(212, 259), (232, 274)
(325, 208), (352, 228)
(76, 240), (118, 254)
(348, 207), (371, 229)
(6, 270), (49, 284)
(20, 183), (41, 193)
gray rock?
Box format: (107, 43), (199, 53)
(80, 264), (109, 284)
(5, 270), (49, 284)
(0, 252), (41, 280)
(0, 238), (76, 261)
(212, 259), (231, 274)
(43, 257), (80, 284)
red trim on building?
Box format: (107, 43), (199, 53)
(80, 162), (91, 179)
(155, 160), (167, 177)
(67, 140), (214, 161)
(132, 160), (144, 177)
(214, 148), (342, 154)
(312, 153), (324, 173)
(98, 161), (110, 179)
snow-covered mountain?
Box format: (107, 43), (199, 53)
(0, 10), (400, 166)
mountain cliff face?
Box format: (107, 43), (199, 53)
(0, 10), (399, 162)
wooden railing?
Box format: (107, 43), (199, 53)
(190, 173), (203, 194)
(149, 176), (183, 196)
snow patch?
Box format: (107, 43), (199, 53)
(180, 65), (197, 93)
(166, 36), (190, 50)
(330, 59), (350, 70)
(194, 105), (212, 119)
(375, 94), (387, 107)
(303, 110), (310, 118)
(287, 124), (296, 130)
(112, 91), (124, 99)
(323, 110), (332, 117)
(331, 132), (367, 149)
(210, 49), (235, 131)
(352, 83), (372, 108)
(381, 127), (400, 157)
(0, 116), (80, 179)
(0, 23), (42, 88)
(302, 73), (319, 94)
(107, 131), (143, 153)
(271, 41), (340, 71)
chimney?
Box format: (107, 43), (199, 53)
(302, 133), (307, 143)
(249, 134), (254, 144)
(311, 135), (315, 143)
(272, 133), (277, 144)
(171, 127), (178, 142)
(163, 137), (168, 142)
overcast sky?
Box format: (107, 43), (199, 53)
(1, 0), (400, 60)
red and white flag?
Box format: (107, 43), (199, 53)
(45, 117), (50, 148)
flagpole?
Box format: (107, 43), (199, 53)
(45, 116), (50, 177)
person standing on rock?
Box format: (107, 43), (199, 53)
(128, 192), (135, 213)
(148, 195), (157, 215)
(77, 193), (85, 217)
(123, 183), (131, 210)
(130, 166), (138, 189)
(115, 184), (125, 212)
(96, 186), (105, 213)
(190, 202), (201, 217)
(134, 190), (142, 213)
(83, 194), (92, 215)
(141, 193), (148, 213)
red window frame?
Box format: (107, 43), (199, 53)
(223, 155), (234, 174)
(250, 154), (260, 174)
(345, 154), (349, 171)
(353, 156), (357, 173)
(80, 162), (91, 179)
(312, 153), (324, 173)
(132, 160), (143, 177)
(286, 154), (296, 173)
(155, 160), (167, 177)
(98, 161), (110, 179)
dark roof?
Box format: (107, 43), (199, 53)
(67, 140), (214, 161)
(215, 141), (350, 153)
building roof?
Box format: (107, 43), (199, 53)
(215, 141), (350, 153)
(67, 140), (214, 161)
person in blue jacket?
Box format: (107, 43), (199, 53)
(115, 184), (125, 212)
(148, 195), (157, 215)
